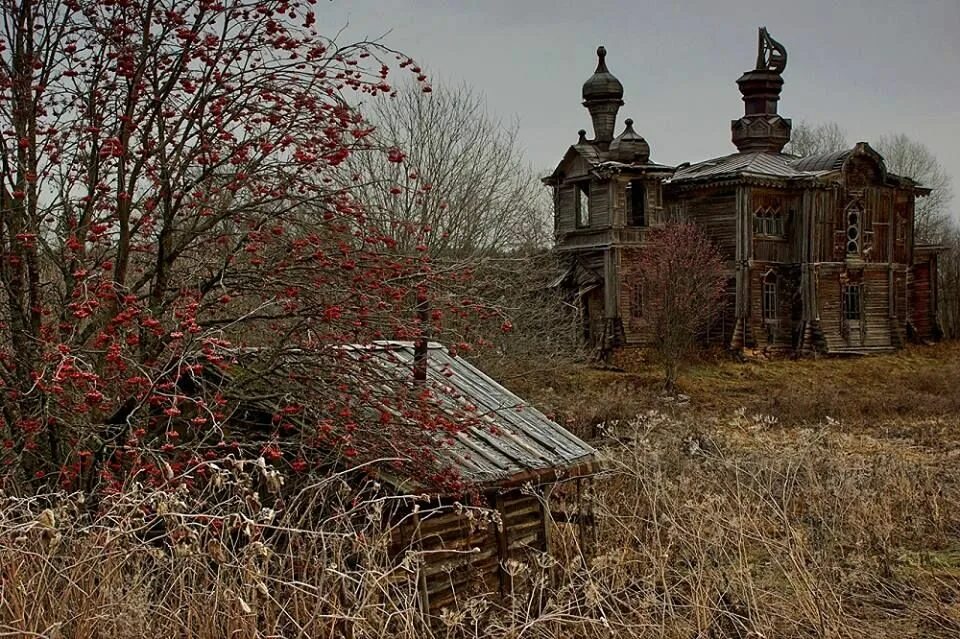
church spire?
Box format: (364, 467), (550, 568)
(582, 46), (624, 144)
(731, 28), (792, 153)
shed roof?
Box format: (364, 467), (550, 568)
(338, 342), (597, 489)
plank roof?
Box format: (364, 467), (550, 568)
(338, 342), (598, 488)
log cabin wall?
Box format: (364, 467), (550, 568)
(589, 179), (611, 228)
(815, 265), (893, 352)
(912, 259), (933, 339)
(911, 250), (940, 341)
(395, 490), (551, 617)
(556, 184), (577, 234)
(670, 187), (738, 261)
(750, 188), (803, 263)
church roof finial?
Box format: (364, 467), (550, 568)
(582, 45), (624, 144)
(755, 26), (787, 74)
(582, 45), (624, 102)
(731, 27), (792, 153)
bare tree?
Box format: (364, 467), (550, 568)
(628, 223), (726, 390)
(347, 83), (551, 257)
(875, 134), (955, 243)
(939, 224), (960, 339)
(785, 121), (848, 157)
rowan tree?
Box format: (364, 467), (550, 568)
(631, 222), (726, 390)
(0, 0), (492, 495)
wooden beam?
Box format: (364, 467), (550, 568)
(492, 492), (510, 599)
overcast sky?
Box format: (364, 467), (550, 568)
(323, 0), (959, 215)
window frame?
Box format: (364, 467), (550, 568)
(842, 283), (863, 321)
(575, 182), (591, 229)
(845, 201), (863, 256)
(626, 180), (646, 227)
(761, 276), (778, 321)
(753, 206), (785, 239)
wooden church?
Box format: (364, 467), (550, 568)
(545, 28), (942, 355)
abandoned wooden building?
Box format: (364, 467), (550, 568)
(545, 28), (942, 355)
(209, 342), (598, 617)
(366, 342), (598, 616)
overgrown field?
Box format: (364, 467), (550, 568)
(3, 344), (960, 638)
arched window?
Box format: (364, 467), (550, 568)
(762, 271), (777, 321)
(753, 206), (784, 238)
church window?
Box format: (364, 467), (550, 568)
(626, 180), (646, 226)
(842, 284), (862, 321)
(845, 201), (863, 255)
(762, 273), (777, 321)
(575, 183), (590, 228)
(753, 206), (784, 237)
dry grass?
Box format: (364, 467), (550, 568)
(3, 343), (960, 638)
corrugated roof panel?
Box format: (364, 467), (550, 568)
(790, 149), (851, 172)
(670, 151), (841, 184)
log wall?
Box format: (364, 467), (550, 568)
(393, 491), (550, 617)
(815, 265), (893, 352)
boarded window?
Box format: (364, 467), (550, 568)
(762, 276), (777, 321)
(846, 201), (863, 255)
(632, 284), (643, 318)
(576, 183), (590, 228)
(843, 284), (862, 320)
(626, 180), (646, 227)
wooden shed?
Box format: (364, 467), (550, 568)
(334, 342), (600, 617)
(199, 342), (599, 619)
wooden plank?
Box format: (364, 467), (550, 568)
(492, 493), (509, 598)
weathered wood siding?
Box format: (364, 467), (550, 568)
(750, 188), (803, 264)
(911, 258), (936, 340)
(748, 263), (800, 349)
(498, 493), (550, 595)
(675, 188), (738, 260)
(589, 179), (611, 228)
(398, 506), (500, 615)
(816, 266), (893, 352)
(557, 185), (576, 234)
(394, 491), (550, 616)
(811, 188), (839, 263)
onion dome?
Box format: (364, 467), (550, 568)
(582, 46), (624, 102)
(581, 46), (624, 144)
(609, 119), (650, 163)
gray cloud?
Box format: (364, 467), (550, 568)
(324, 0), (959, 214)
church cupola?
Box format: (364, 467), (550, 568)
(582, 46), (624, 144)
(731, 28), (792, 153)
(610, 119), (650, 163)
